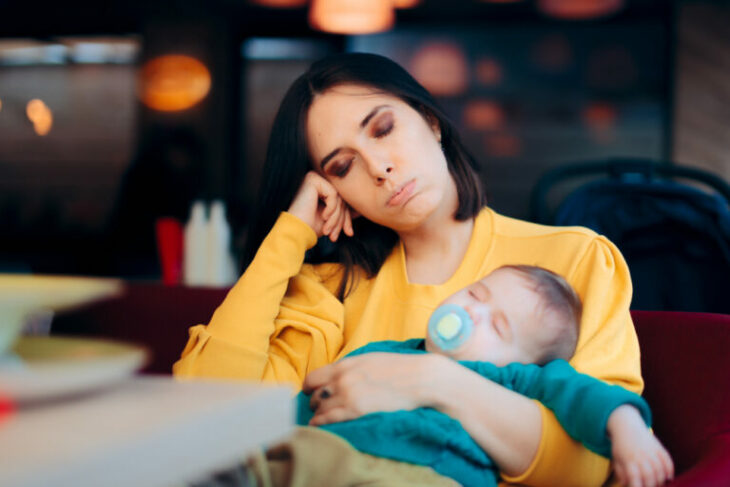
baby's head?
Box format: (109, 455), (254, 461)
(425, 265), (582, 366)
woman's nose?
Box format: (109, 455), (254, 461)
(364, 156), (394, 185)
(375, 165), (394, 184)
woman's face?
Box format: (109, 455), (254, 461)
(306, 83), (457, 232)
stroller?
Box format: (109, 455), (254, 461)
(530, 159), (730, 313)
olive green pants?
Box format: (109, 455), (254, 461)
(248, 426), (459, 487)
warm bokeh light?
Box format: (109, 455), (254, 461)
(26, 99), (53, 136)
(0, 98), (3, 112)
(309, 0), (394, 35)
(249, 0), (307, 7)
(475, 58), (503, 86)
(393, 0), (421, 8)
(139, 55), (211, 112)
(582, 102), (618, 144)
(484, 133), (521, 158)
(531, 34), (573, 72)
(463, 99), (505, 130)
(537, 0), (624, 20)
(409, 42), (469, 97)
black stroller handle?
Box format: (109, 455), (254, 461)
(530, 158), (730, 224)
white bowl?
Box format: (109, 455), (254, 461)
(0, 274), (123, 355)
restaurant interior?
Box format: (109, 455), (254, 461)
(1, 1), (729, 486)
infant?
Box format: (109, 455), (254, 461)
(279, 265), (673, 487)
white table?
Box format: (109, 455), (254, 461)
(0, 377), (294, 487)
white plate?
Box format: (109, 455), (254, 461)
(0, 274), (123, 354)
(0, 336), (147, 404)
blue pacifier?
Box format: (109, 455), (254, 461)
(427, 304), (474, 351)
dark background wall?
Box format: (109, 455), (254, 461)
(0, 0), (727, 279)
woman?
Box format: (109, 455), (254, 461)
(174, 53), (642, 486)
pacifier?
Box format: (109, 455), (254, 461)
(427, 303), (474, 351)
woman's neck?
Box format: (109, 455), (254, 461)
(398, 211), (475, 285)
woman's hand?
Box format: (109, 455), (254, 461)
(288, 171), (354, 242)
(302, 352), (438, 426)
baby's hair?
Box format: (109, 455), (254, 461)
(498, 265), (582, 364)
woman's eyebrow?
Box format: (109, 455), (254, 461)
(319, 104), (392, 170)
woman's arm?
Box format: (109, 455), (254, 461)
(303, 351), (542, 476)
(174, 172), (353, 384)
(173, 212), (344, 384)
(427, 355), (543, 476)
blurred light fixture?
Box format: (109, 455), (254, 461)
(26, 99), (53, 136)
(58, 36), (140, 64)
(538, 0), (624, 20)
(463, 99), (505, 130)
(393, 0), (421, 8)
(0, 98), (3, 112)
(249, 0), (307, 7)
(0, 39), (66, 66)
(309, 0), (394, 35)
(139, 55), (211, 112)
(409, 42), (468, 97)
(582, 102), (618, 144)
(475, 57), (503, 86)
(484, 133), (521, 158)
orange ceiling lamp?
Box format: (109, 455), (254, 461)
(249, 0), (307, 7)
(309, 0), (394, 35)
(26, 99), (53, 136)
(139, 55), (211, 112)
(475, 58), (503, 86)
(463, 99), (505, 131)
(409, 42), (469, 97)
(393, 0), (421, 8)
(538, 0), (624, 20)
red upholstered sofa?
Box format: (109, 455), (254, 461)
(52, 284), (730, 485)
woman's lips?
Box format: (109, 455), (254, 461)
(387, 179), (416, 207)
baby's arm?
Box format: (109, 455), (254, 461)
(607, 405), (674, 487)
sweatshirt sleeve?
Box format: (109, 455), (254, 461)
(172, 212), (346, 388)
(504, 235), (642, 486)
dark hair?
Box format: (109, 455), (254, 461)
(243, 52), (486, 299)
(498, 265), (582, 363)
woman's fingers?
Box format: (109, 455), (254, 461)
(344, 206), (354, 237)
(331, 201), (348, 241)
(302, 363), (337, 393)
(310, 406), (353, 426)
(324, 197), (342, 239)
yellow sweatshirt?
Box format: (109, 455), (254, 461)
(174, 208), (642, 486)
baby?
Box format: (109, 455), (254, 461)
(265, 265), (673, 487)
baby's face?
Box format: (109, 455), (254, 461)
(426, 268), (545, 366)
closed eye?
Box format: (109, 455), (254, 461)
(372, 112), (394, 139)
(327, 157), (354, 178)
(373, 122), (393, 138)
